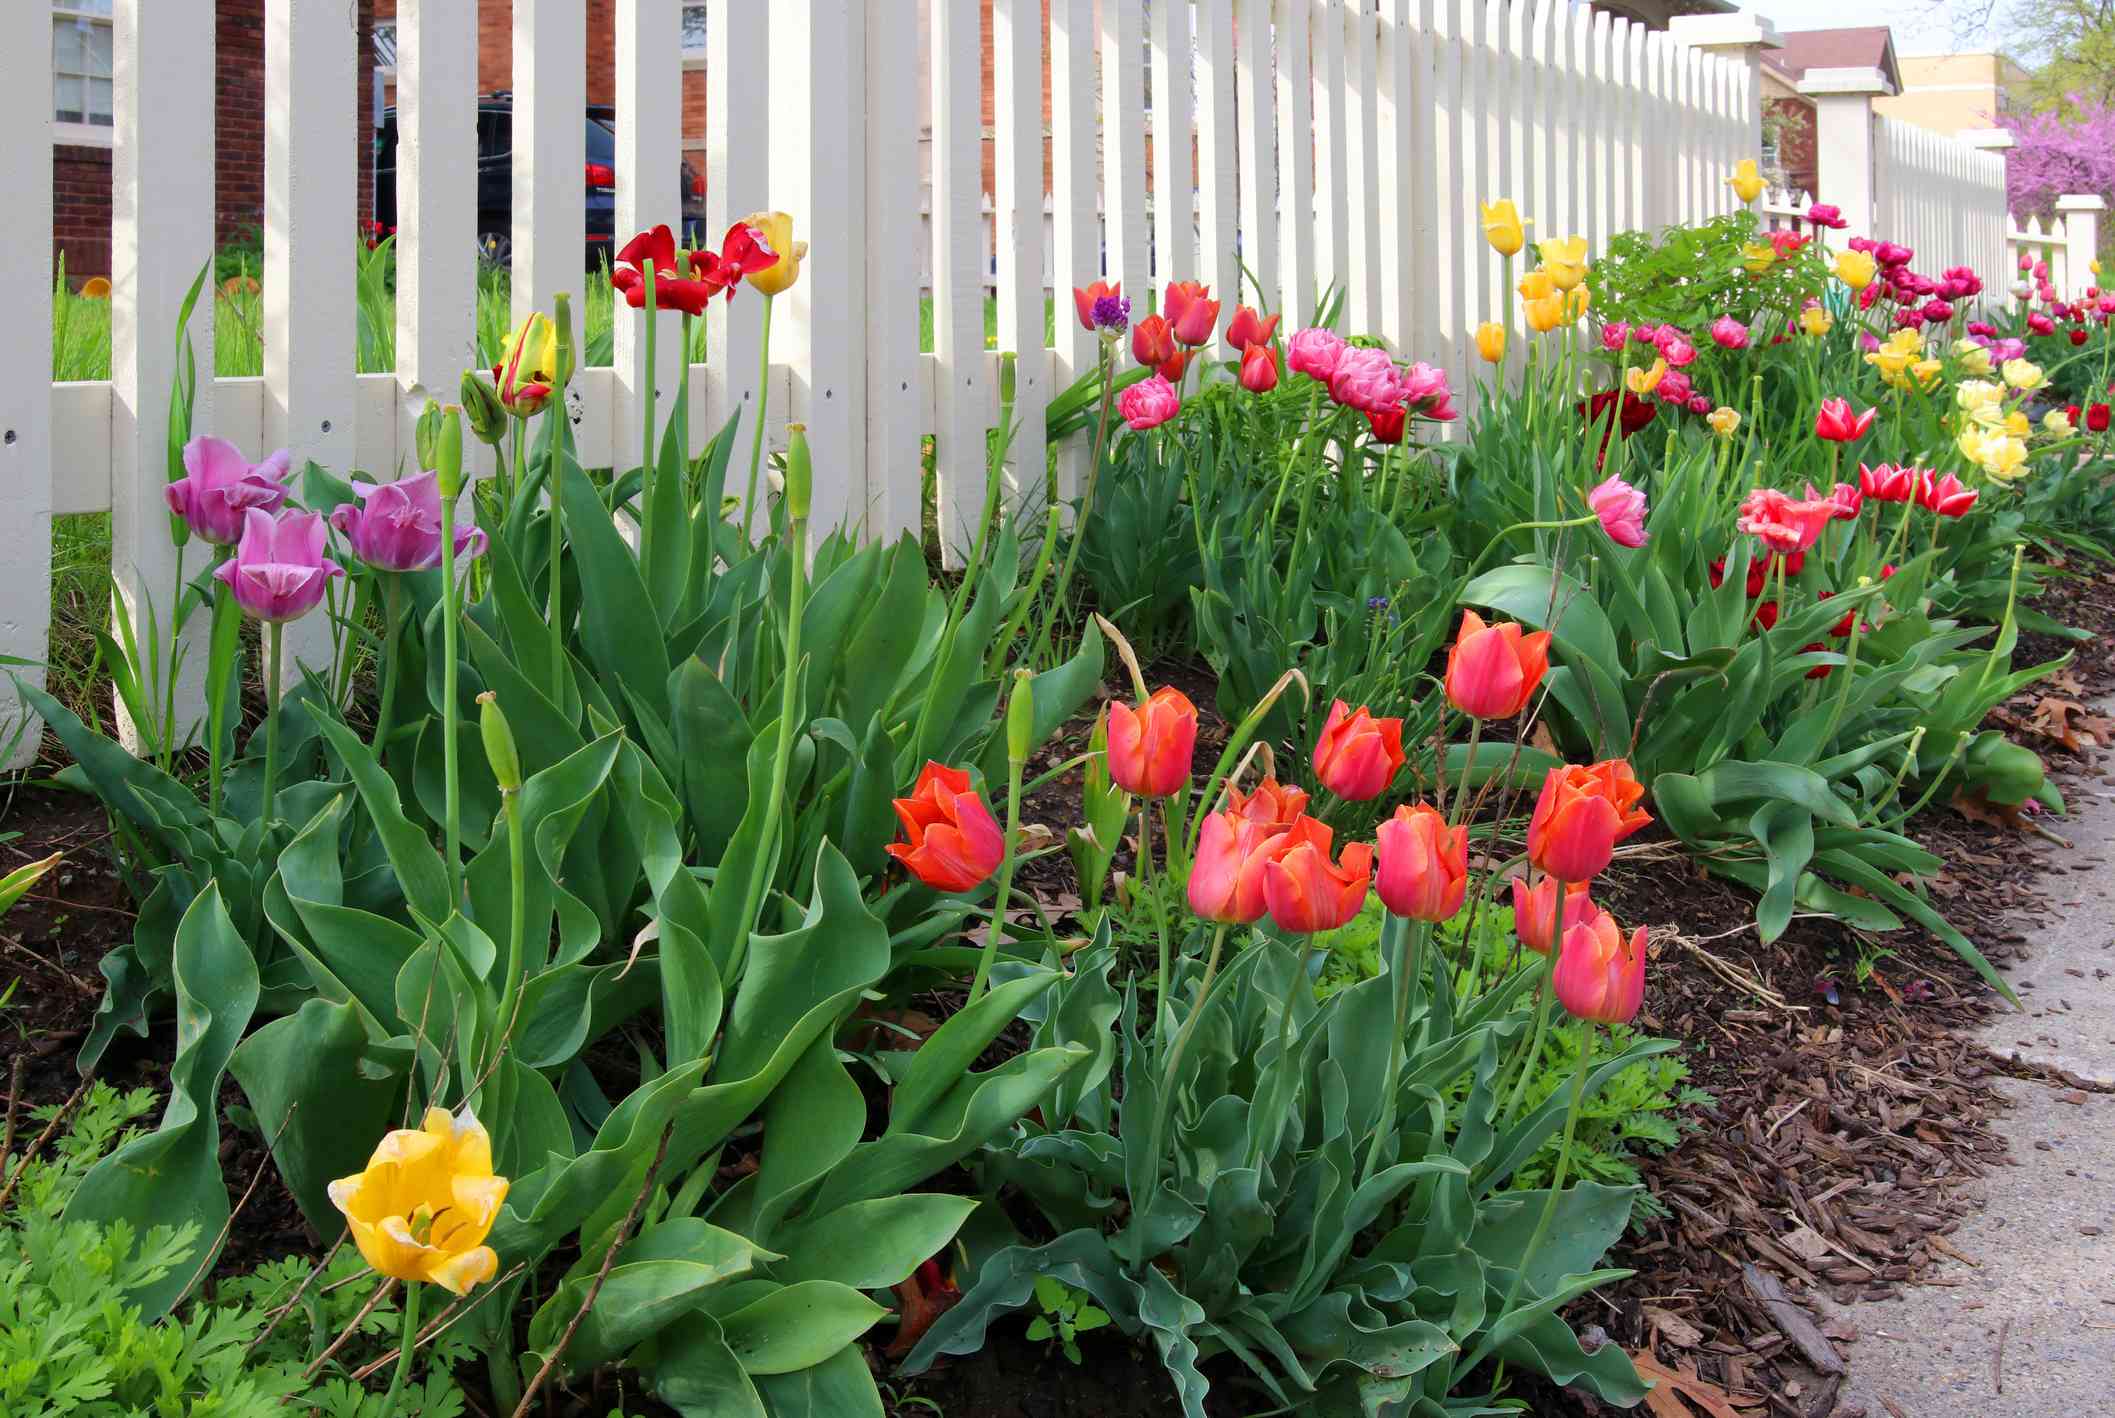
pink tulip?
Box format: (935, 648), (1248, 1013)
(1376, 804), (1468, 923)
(1587, 475), (1648, 548)
(1119, 375), (1181, 430)
(1399, 361), (1454, 416)
(1286, 327), (1348, 382)
(165, 436), (292, 546)
(1553, 908), (1648, 1024)
(1708, 316), (1749, 350)
(1328, 347), (1403, 415)
(1661, 336), (1698, 367)
(330, 471), (488, 573)
(1737, 487), (1834, 555)
(1311, 700), (1406, 801)
(213, 508), (346, 623)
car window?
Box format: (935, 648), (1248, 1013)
(479, 110), (509, 162)
(586, 116), (617, 165)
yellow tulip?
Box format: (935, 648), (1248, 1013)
(2045, 408), (2075, 437)
(1955, 378), (2003, 414)
(1481, 199), (1529, 257)
(1517, 268), (1557, 302)
(1909, 357), (1944, 391)
(495, 313), (559, 418)
(1740, 242), (1777, 276)
(1981, 434), (2029, 481)
(2001, 356), (2044, 392)
(1523, 293), (1566, 333)
(1833, 249), (1876, 291)
(1800, 306), (1833, 337)
(1536, 236), (1589, 291)
(742, 210), (808, 296)
(1566, 285), (1591, 321)
(1474, 321), (1507, 364)
(1625, 358), (1667, 396)
(2095, 258), (2104, 277)
(328, 1108), (509, 1296)
(2004, 409), (2031, 439)
(1951, 338), (1993, 376)
(1706, 406), (1742, 437)
(1727, 158), (1766, 205)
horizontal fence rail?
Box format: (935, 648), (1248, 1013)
(12, 0), (1779, 758)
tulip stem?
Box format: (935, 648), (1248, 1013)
(495, 780), (527, 1068)
(1028, 339), (1116, 669)
(206, 576), (236, 816)
(1466, 1025), (1594, 1377)
(641, 256), (659, 561)
(739, 292), (776, 545)
(260, 623), (283, 830)
(1139, 802), (1172, 1044)
(727, 501), (806, 988)
(971, 719), (1030, 1005)
(372, 577), (404, 768)
(547, 455), (565, 704)
(380, 1280), (422, 1415)
(440, 496), (464, 909)
(1138, 919), (1231, 1257)
(1501, 907), (1564, 1128)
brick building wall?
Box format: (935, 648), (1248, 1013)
(48, 0), (375, 289)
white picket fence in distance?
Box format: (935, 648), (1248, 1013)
(1872, 115), (2009, 293)
(1757, 185), (1813, 234)
(5, 0), (1772, 761)
(2007, 199), (2107, 302)
(2009, 212), (2070, 298)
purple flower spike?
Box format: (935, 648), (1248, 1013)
(1090, 293), (1131, 333)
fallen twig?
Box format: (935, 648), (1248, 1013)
(170, 1103), (298, 1312)
(2, 1056), (24, 1162)
(247, 1231), (348, 1356)
(302, 1276), (400, 1382)
(1993, 1316), (2011, 1395)
(0, 1071), (93, 1214)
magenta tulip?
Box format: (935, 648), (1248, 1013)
(329, 472), (489, 573)
(213, 508), (345, 623)
(165, 436), (292, 546)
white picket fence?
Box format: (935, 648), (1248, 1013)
(2007, 199), (2107, 301)
(1872, 116), (2008, 291)
(4, 0), (1767, 763)
(1757, 185), (1813, 233)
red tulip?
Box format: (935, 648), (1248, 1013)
(1105, 686), (1198, 798)
(1376, 804), (1468, 922)
(1553, 907), (1648, 1024)
(1132, 314), (1178, 371)
(1527, 760), (1650, 883)
(1445, 610), (1551, 720)
(2089, 403), (2112, 433)
(1261, 816), (1373, 933)
(1222, 776), (1309, 830)
(612, 225), (719, 315)
(1814, 397), (1876, 442)
(1311, 700), (1406, 801)
(885, 762), (1005, 892)
(1802, 641), (1833, 679)
(1163, 280), (1221, 346)
(1858, 462), (1919, 504)
(1916, 471), (1979, 517)
(1737, 487), (1834, 555)
(2072, 328), (2090, 346)
(1809, 480), (1863, 520)
(1188, 810), (1286, 925)
(1512, 875), (1597, 954)
(1239, 342), (1280, 394)
(1073, 280), (1121, 332)
(1225, 304), (1280, 350)
(1365, 405), (1407, 444)
(1751, 599), (1779, 632)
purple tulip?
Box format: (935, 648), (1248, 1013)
(165, 436), (292, 546)
(213, 508), (345, 623)
(328, 471), (488, 573)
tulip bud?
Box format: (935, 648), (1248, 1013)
(435, 403), (466, 500)
(999, 350), (1018, 410)
(551, 292), (577, 391)
(1006, 667), (1035, 766)
(785, 423), (812, 523)
(460, 370), (506, 446)
(414, 398), (444, 472)
(477, 691), (523, 795)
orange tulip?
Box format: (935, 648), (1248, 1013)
(1223, 775), (1309, 830)
(1261, 815), (1373, 933)
(1225, 304), (1280, 350)
(1311, 700), (1406, 801)
(885, 761), (1005, 892)
(1188, 810), (1287, 924)
(1526, 760), (1651, 883)
(1511, 874), (1596, 953)
(1376, 804), (1468, 922)
(1164, 280), (1221, 346)
(1552, 907), (1648, 1024)
(1445, 609), (1552, 720)
(1106, 686), (1198, 798)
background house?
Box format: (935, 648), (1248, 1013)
(1761, 27), (1901, 196)
(1876, 51), (2031, 136)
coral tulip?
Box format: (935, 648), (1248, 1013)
(1163, 280), (1220, 346)
(1481, 199), (1528, 256)
(1188, 810), (1286, 925)
(214, 509), (345, 623)
(1814, 398), (1876, 442)
(1239, 341), (1280, 393)
(1225, 304), (1280, 350)
(328, 1107), (508, 1295)
(1312, 699), (1407, 801)
(1377, 804), (1469, 922)
(1074, 280), (1122, 332)
(1588, 475), (1649, 548)
(1287, 326), (1347, 382)
(1224, 775), (1309, 829)
(886, 762), (1005, 892)
(1261, 816), (1373, 933)
(1119, 375), (1182, 430)
(165, 436), (291, 547)
(1553, 908), (1648, 1024)
(1445, 609), (1552, 720)
(1513, 874), (1597, 954)
(1105, 686), (1198, 798)
(330, 471), (488, 573)
(1527, 760), (1650, 883)
(1737, 487), (1834, 555)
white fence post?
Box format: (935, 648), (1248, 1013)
(0, 8), (53, 766)
(1667, 12), (1779, 152)
(994, 0), (1049, 516)
(394, 0), (480, 470)
(930, 0), (987, 560)
(1799, 66), (1893, 239)
(264, 0), (357, 684)
(2059, 195), (2106, 300)
(703, 0), (768, 476)
(863, 0), (924, 540)
(111, 0), (215, 752)
(512, 0), (588, 335)
(614, 0), (683, 475)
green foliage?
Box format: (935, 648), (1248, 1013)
(1588, 208), (1829, 350)
(1024, 1275), (1113, 1364)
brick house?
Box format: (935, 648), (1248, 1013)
(48, 0), (376, 285)
(1760, 28), (1902, 199)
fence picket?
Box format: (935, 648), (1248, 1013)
(1103, 0), (1150, 302)
(1277, 0), (1318, 323)
(1235, 0), (1277, 312)
(930, 0), (986, 561)
(1, 5), (52, 765)
(613, 0), (682, 476)
(1194, 0), (1241, 334)
(995, 0), (1048, 515)
(1151, 0), (1195, 291)
(395, 0), (478, 482)
(1313, 0), (1349, 323)
(703, 0), (766, 470)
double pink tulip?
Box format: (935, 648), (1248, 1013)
(1119, 376), (1182, 430)
(1286, 327), (1347, 382)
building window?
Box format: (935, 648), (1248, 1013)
(54, 1), (115, 129)
(372, 19), (398, 71)
(682, 2), (708, 55)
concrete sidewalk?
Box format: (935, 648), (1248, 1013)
(1828, 772), (2115, 1418)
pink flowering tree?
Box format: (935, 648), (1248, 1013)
(2000, 96), (2115, 224)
